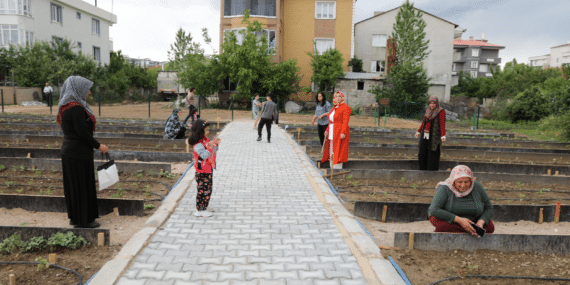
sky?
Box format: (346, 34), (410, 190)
(89, 0), (570, 66)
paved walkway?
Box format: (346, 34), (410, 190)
(110, 122), (403, 285)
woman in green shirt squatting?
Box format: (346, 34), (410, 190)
(428, 165), (494, 236)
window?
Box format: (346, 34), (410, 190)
(77, 11), (81, 19)
(51, 3), (63, 24)
(472, 48), (479, 57)
(92, 18), (100, 35)
(93, 46), (101, 62)
(357, 81), (364, 90)
(24, 30), (33, 45)
(452, 63), (456, 72)
(52, 36), (63, 44)
(370, 60), (384, 73)
(315, 1), (335, 19)
(315, 38), (334, 55)
(23, 0), (31, 16)
(224, 0), (276, 17)
(471, 61), (478, 69)
(223, 76), (237, 92)
(1, 0), (31, 15)
(0, 24), (19, 46)
(479, 64), (488, 73)
(77, 42), (82, 49)
(372, 34), (387, 47)
(470, 71), (478, 78)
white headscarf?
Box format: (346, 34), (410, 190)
(436, 165), (475, 198)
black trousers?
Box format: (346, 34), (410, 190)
(174, 127), (186, 139)
(317, 124), (328, 146)
(418, 138), (441, 171)
(183, 105), (197, 125)
(258, 118), (272, 140)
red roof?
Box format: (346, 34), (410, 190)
(454, 40), (504, 48)
(552, 43), (570, 49)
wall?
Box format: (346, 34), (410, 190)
(0, 87), (42, 104)
(335, 79), (382, 108)
(354, 8), (455, 102)
(550, 45), (570, 68)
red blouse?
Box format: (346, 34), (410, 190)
(418, 109), (446, 137)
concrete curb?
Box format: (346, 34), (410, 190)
(279, 127), (406, 285)
(87, 170), (195, 285)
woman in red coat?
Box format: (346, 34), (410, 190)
(321, 91), (351, 169)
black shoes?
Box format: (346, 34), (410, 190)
(268, 138), (271, 143)
(257, 137), (262, 141)
(74, 221), (100, 228)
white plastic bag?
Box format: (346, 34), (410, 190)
(97, 154), (119, 191)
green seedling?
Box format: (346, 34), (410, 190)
(144, 204), (155, 210)
(5, 181), (15, 187)
(131, 182), (138, 187)
(19, 165), (26, 172)
(28, 181), (34, 185)
(20, 222), (28, 226)
(400, 177), (406, 182)
(346, 174), (353, 179)
(84, 265), (91, 269)
(411, 184), (418, 189)
(368, 193), (375, 198)
(16, 188), (23, 193)
(0, 164), (5, 171)
(173, 144), (178, 149)
(352, 181), (359, 187)
(467, 264), (479, 272)
(11, 166), (18, 172)
(519, 194), (525, 201)
(35, 257), (48, 271)
(538, 188), (550, 194)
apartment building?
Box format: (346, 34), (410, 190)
(528, 41), (570, 69)
(0, 0), (117, 64)
(453, 35), (504, 80)
(354, 7), (457, 102)
(220, 0), (356, 91)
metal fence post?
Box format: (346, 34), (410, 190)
(1, 89), (4, 113)
(148, 90), (151, 118)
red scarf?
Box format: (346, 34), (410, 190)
(56, 102), (97, 131)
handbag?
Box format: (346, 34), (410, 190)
(97, 153), (119, 191)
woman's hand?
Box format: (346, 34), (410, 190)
(454, 216), (477, 236)
(99, 144), (109, 154)
(415, 132), (420, 139)
(324, 131), (328, 137)
(476, 220), (485, 228)
(340, 134), (346, 139)
(213, 138), (221, 145)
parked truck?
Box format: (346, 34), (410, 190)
(157, 71), (188, 101)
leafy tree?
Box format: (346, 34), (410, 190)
(307, 47), (345, 93)
(369, 62), (430, 103)
(391, 0), (430, 66)
(348, 57), (363, 72)
(506, 86), (551, 122)
(167, 28), (201, 71)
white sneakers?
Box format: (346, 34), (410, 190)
(194, 210), (213, 217)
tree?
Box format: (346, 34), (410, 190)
(348, 57), (363, 72)
(391, 0), (430, 66)
(506, 87), (550, 122)
(369, 62), (430, 103)
(307, 47), (345, 94)
(167, 28), (201, 71)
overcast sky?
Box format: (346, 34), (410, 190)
(90, 0), (570, 66)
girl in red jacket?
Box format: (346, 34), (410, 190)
(321, 91), (351, 169)
(187, 119), (220, 217)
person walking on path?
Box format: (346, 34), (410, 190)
(415, 95), (446, 171)
(321, 91), (351, 169)
(257, 93), (278, 143)
(188, 119), (220, 217)
(43, 82), (53, 106)
(428, 165), (495, 236)
(164, 108), (186, 139)
(57, 76), (109, 228)
(312, 92), (332, 147)
(252, 94), (262, 129)
(183, 87), (198, 125)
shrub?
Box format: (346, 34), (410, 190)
(505, 87), (550, 122)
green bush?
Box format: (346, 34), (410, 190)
(505, 87), (550, 122)
(0, 234), (26, 255)
(47, 232), (88, 250)
(0, 232), (88, 255)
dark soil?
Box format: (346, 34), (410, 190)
(381, 248), (570, 285)
(0, 244), (119, 285)
(331, 177), (570, 206)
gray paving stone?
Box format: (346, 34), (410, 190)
(116, 278), (146, 285)
(299, 270), (326, 280)
(258, 280), (286, 285)
(163, 270), (192, 281)
(314, 279), (341, 285)
(246, 271), (272, 280)
(137, 269), (166, 280)
(218, 271), (246, 281)
(147, 280), (175, 285)
(156, 263), (184, 271)
(339, 279), (367, 285)
(190, 272), (219, 282)
(272, 271), (299, 280)
(230, 281), (258, 285)
(285, 280), (313, 285)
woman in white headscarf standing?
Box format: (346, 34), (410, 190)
(57, 76), (109, 228)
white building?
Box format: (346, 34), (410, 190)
(354, 8), (458, 103)
(528, 41), (570, 69)
(0, 0), (117, 65)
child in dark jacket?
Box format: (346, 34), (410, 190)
(187, 119), (221, 217)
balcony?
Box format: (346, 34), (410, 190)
(453, 52), (464, 62)
(485, 57), (501, 64)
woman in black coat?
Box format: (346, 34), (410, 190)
(56, 76), (109, 228)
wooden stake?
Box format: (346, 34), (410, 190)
(297, 127), (302, 140)
(555, 171), (559, 176)
(97, 232), (105, 247)
(538, 208), (544, 224)
(381, 205), (388, 223)
(547, 169), (551, 175)
(322, 169), (327, 176)
(9, 274), (15, 285)
(555, 202), (561, 223)
(217, 117), (220, 129)
(317, 161), (321, 168)
(48, 253), (56, 267)
(113, 207), (119, 216)
(408, 233), (414, 250)
(32, 165), (36, 170)
(27, 153), (31, 158)
(26, 138), (29, 142)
